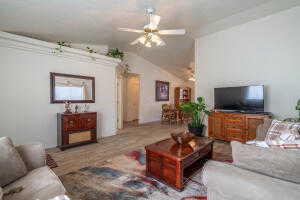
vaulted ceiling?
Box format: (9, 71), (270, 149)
(0, 0), (299, 79)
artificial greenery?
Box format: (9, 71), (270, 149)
(57, 41), (71, 48)
(106, 48), (124, 60)
(86, 46), (97, 54)
(119, 63), (130, 76)
(53, 41), (71, 53)
(180, 97), (211, 127)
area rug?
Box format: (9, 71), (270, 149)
(46, 154), (58, 169)
(60, 147), (232, 200)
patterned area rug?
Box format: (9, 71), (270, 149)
(60, 142), (232, 200)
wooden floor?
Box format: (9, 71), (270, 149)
(47, 121), (187, 176)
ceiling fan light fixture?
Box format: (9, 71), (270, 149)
(120, 7), (185, 48)
(138, 36), (146, 44)
(145, 42), (152, 48)
(151, 34), (165, 46)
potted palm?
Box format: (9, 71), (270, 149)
(180, 97), (211, 136)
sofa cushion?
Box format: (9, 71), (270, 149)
(3, 166), (65, 200)
(265, 120), (300, 149)
(15, 143), (46, 171)
(202, 160), (300, 200)
(0, 137), (27, 187)
(231, 141), (300, 183)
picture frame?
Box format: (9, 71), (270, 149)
(155, 81), (170, 101)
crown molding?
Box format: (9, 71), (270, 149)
(0, 31), (121, 67)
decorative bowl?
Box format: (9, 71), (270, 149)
(171, 132), (194, 145)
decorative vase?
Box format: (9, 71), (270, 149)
(188, 124), (205, 137)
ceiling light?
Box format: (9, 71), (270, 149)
(145, 42), (152, 48)
(138, 36), (146, 44)
(151, 34), (165, 47)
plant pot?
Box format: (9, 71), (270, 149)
(188, 124), (205, 137)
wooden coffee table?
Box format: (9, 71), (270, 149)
(145, 137), (213, 191)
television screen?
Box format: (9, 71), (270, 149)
(214, 85), (264, 112)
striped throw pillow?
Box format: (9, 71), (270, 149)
(265, 120), (300, 149)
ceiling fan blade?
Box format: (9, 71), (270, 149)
(130, 38), (140, 45)
(118, 28), (144, 33)
(130, 36), (146, 45)
(150, 14), (161, 27)
(158, 29), (186, 35)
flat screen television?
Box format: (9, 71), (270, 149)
(214, 85), (264, 113)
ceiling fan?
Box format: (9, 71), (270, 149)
(118, 8), (186, 48)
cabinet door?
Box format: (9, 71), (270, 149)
(245, 115), (265, 141)
(209, 113), (225, 140)
(147, 152), (162, 179)
(162, 157), (177, 186)
(63, 116), (79, 131)
(79, 114), (97, 130)
(174, 87), (180, 109)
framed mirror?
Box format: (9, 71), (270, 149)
(50, 72), (95, 103)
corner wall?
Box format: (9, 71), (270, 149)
(195, 6), (300, 120)
(125, 53), (194, 123)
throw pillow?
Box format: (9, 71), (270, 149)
(265, 120), (300, 149)
(0, 137), (27, 187)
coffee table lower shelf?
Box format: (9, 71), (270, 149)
(183, 158), (208, 185)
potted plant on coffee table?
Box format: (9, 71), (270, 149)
(180, 97), (211, 136)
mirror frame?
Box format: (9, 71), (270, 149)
(50, 72), (95, 104)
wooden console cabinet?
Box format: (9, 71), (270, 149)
(208, 111), (270, 143)
(57, 112), (97, 150)
(174, 87), (191, 109)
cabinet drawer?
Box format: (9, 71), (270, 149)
(79, 114), (97, 129)
(225, 115), (244, 127)
(63, 116), (79, 131)
(226, 127), (245, 142)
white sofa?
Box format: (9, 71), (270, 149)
(0, 137), (66, 200)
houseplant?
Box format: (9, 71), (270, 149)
(296, 99), (300, 119)
(180, 97), (211, 136)
(284, 99), (300, 122)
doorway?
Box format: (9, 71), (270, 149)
(123, 73), (140, 128)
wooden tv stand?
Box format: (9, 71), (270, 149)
(208, 111), (271, 143)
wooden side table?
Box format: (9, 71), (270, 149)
(145, 137), (213, 191)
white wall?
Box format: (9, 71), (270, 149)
(195, 6), (300, 120)
(0, 32), (119, 148)
(125, 53), (194, 123)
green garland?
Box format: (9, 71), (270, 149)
(106, 48), (124, 60)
